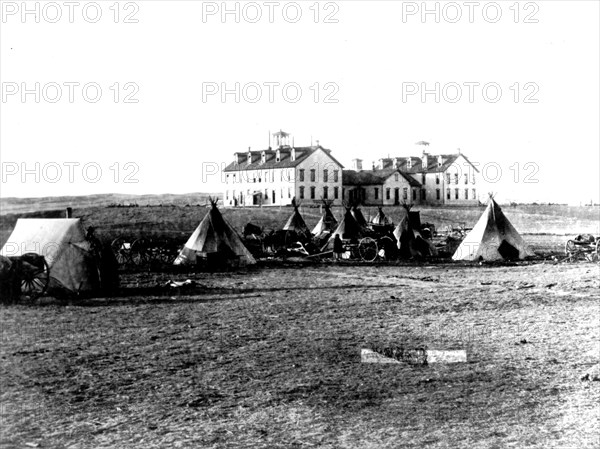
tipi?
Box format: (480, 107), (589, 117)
(0, 218), (102, 294)
(322, 206), (363, 251)
(282, 198), (311, 238)
(351, 205), (368, 229)
(174, 198), (256, 266)
(393, 205), (436, 258)
(452, 195), (534, 261)
(312, 200), (338, 237)
(370, 207), (393, 226)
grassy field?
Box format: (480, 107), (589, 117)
(1, 263), (599, 448)
(1, 203), (599, 252)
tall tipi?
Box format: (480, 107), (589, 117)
(393, 204), (436, 258)
(312, 200), (338, 236)
(351, 205), (368, 229)
(452, 195), (534, 261)
(322, 206), (363, 251)
(174, 198), (256, 266)
(282, 198), (311, 238)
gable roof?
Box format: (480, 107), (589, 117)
(224, 146), (344, 172)
(343, 169), (422, 187)
(381, 153), (480, 174)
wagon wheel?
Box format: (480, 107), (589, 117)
(595, 239), (600, 262)
(131, 238), (152, 266)
(358, 237), (378, 262)
(20, 253), (50, 300)
(111, 237), (132, 266)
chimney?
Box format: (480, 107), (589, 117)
(422, 151), (429, 171)
(65, 207), (72, 218)
(291, 147), (296, 161)
(438, 155), (443, 166)
(352, 158), (363, 171)
(406, 157), (412, 169)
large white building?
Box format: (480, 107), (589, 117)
(223, 131), (344, 207)
(343, 146), (480, 206)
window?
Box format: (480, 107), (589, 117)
(281, 189), (283, 198)
(395, 173), (399, 182)
(323, 186), (329, 199)
(464, 189), (469, 199)
(464, 174), (468, 185)
(226, 190), (229, 199)
(323, 170), (328, 182)
(436, 175), (440, 185)
(233, 174), (236, 183)
(455, 188), (459, 199)
(300, 186), (305, 199)
(226, 174), (229, 184)
(403, 188), (408, 200)
(436, 189), (441, 200)
(265, 189), (268, 200)
(310, 186), (316, 199)
(447, 189), (451, 200)
(258, 176), (261, 183)
(342, 188), (345, 199)
(386, 188), (391, 200)
(422, 174), (426, 184)
(472, 174), (476, 184)
(446, 173), (451, 184)
(299, 169), (305, 182)
(454, 173), (459, 184)
(288, 188), (292, 198)
(472, 189), (476, 199)
(310, 169), (316, 182)
(374, 188), (379, 200)
(412, 189), (417, 201)
(421, 189), (426, 200)
(334, 187), (339, 199)
(334, 170), (339, 182)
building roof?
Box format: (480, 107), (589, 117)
(224, 146), (344, 172)
(380, 153), (480, 174)
(343, 169), (422, 187)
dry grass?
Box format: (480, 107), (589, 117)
(1, 262), (599, 448)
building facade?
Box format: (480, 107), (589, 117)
(223, 131), (344, 207)
(343, 149), (480, 206)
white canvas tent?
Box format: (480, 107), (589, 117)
(0, 218), (100, 293)
(312, 201), (338, 237)
(452, 197), (534, 261)
(174, 199), (256, 266)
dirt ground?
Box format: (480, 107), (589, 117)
(1, 261), (599, 448)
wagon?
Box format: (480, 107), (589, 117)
(0, 253), (50, 301)
(564, 235), (600, 262)
(339, 236), (396, 262)
(111, 237), (183, 267)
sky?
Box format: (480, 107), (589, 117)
(1, 0), (599, 204)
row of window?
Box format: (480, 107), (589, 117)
(298, 169), (339, 183)
(226, 168), (340, 184)
(299, 186), (339, 200)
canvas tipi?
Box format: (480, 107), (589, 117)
(393, 205), (436, 258)
(312, 200), (338, 237)
(351, 205), (368, 229)
(0, 218), (101, 293)
(282, 198), (311, 238)
(370, 207), (393, 226)
(452, 196), (534, 261)
(322, 206), (363, 251)
(174, 199), (256, 266)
